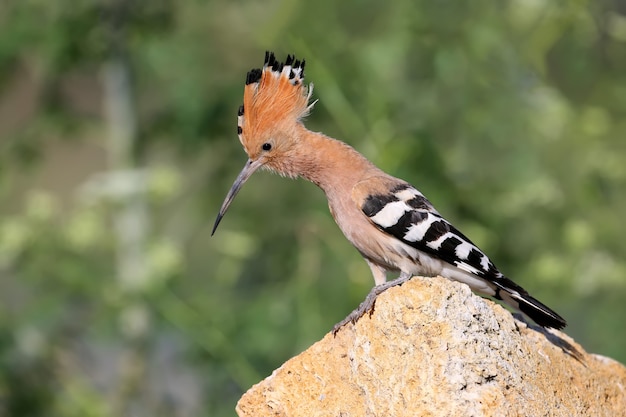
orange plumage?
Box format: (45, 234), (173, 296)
(238, 52), (315, 171)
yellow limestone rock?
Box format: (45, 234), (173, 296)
(236, 277), (626, 417)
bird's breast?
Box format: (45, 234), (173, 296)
(327, 195), (444, 277)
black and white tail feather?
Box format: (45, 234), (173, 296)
(361, 182), (566, 329)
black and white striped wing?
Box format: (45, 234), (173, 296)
(361, 183), (504, 282)
(357, 181), (567, 329)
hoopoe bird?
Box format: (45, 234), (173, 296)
(212, 51), (567, 332)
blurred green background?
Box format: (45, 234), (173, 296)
(1, 0), (625, 415)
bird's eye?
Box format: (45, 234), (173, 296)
(262, 143), (272, 151)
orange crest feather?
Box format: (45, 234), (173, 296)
(237, 52), (315, 159)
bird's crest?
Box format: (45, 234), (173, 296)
(237, 51), (316, 159)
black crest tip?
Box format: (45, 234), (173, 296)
(245, 68), (262, 85)
(265, 51), (277, 68)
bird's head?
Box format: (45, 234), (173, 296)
(212, 51), (316, 235)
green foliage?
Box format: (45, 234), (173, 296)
(0, 0), (625, 416)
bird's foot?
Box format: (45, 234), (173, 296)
(332, 273), (413, 336)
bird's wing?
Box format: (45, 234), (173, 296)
(352, 177), (505, 282)
(351, 177), (567, 330)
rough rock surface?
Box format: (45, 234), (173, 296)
(236, 276), (626, 417)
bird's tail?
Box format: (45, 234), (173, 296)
(238, 52), (315, 156)
(494, 278), (566, 329)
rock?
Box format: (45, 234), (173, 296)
(236, 276), (626, 417)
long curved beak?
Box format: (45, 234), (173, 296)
(212, 158), (264, 236)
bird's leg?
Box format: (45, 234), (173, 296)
(332, 271), (414, 335)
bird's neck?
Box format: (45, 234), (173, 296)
(289, 125), (383, 196)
